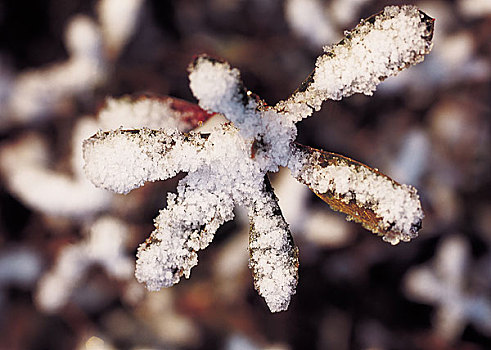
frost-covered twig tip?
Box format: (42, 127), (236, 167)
(276, 5), (435, 122)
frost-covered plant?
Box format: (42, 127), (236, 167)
(36, 216), (132, 312)
(404, 235), (491, 341)
(83, 6), (434, 312)
(0, 0), (144, 127)
(6, 16), (105, 124)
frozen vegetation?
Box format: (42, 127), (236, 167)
(83, 5), (434, 312)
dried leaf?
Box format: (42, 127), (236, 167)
(290, 143), (423, 245)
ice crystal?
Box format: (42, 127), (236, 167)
(83, 5), (433, 312)
(289, 144), (422, 245)
(276, 5), (434, 122)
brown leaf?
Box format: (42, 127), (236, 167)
(291, 143), (422, 244)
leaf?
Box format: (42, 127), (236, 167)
(248, 176), (299, 312)
(290, 143), (423, 245)
(98, 94), (217, 132)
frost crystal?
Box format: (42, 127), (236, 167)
(0, 94), (212, 218)
(83, 6), (433, 312)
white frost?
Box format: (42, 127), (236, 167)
(83, 128), (207, 194)
(135, 125), (261, 290)
(189, 57), (297, 171)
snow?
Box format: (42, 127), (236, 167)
(189, 56), (246, 121)
(83, 128), (207, 194)
(189, 56), (297, 171)
(0, 93), (213, 218)
(134, 125), (257, 291)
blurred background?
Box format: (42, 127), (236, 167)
(0, 0), (489, 349)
